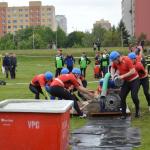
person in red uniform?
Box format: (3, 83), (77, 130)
(49, 68), (94, 118)
(109, 51), (140, 119)
(29, 72), (53, 99)
(128, 52), (150, 111)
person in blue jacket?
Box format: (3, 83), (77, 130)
(3, 53), (11, 78)
(64, 54), (75, 72)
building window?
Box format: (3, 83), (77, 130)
(19, 14), (23, 17)
(19, 9), (22, 12)
(2, 15), (6, 19)
(8, 26), (11, 29)
(47, 8), (51, 11)
(20, 20), (23, 23)
(13, 25), (17, 29)
(8, 20), (11, 23)
(13, 20), (17, 23)
(25, 14), (28, 17)
(13, 14), (17, 18)
(20, 25), (23, 29)
(2, 20), (5, 24)
(49, 13), (52, 16)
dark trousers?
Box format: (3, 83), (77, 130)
(140, 77), (150, 106)
(80, 68), (86, 77)
(67, 66), (73, 73)
(55, 68), (62, 77)
(120, 78), (140, 116)
(49, 86), (83, 116)
(10, 66), (16, 79)
(29, 84), (43, 99)
(102, 66), (108, 77)
(4, 66), (10, 78)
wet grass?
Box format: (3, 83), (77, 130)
(0, 48), (149, 149)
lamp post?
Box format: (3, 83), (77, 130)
(55, 29), (57, 49)
(121, 27), (123, 47)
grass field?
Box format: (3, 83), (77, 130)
(0, 48), (150, 149)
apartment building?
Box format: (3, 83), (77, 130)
(93, 19), (111, 30)
(0, 1), (57, 37)
(122, 0), (150, 40)
(56, 15), (67, 33)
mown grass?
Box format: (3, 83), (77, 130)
(0, 48), (150, 150)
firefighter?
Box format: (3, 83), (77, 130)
(128, 52), (150, 111)
(55, 49), (64, 77)
(79, 52), (91, 77)
(64, 54), (75, 72)
(29, 72), (53, 99)
(48, 68), (94, 118)
(110, 51), (140, 119)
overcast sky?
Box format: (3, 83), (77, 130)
(2, 0), (122, 33)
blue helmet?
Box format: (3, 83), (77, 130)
(128, 52), (136, 59)
(72, 68), (81, 75)
(44, 72), (53, 80)
(109, 51), (120, 61)
(61, 68), (69, 74)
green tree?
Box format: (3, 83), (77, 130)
(103, 29), (121, 47)
(118, 20), (130, 47)
(82, 32), (95, 47)
(56, 27), (67, 48)
(92, 25), (106, 45)
(66, 31), (85, 47)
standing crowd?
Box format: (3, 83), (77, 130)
(2, 53), (17, 79)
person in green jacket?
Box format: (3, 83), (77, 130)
(78, 52), (91, 77)
(100, 49), (109, 77)
(55, 49), (64, 77)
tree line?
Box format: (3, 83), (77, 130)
(0, 20), (149, 50)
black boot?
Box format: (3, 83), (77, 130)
(135, 110), (140, 118)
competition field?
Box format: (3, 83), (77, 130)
(0, 48), (149, 149)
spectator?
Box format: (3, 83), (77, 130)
(96, 39), (101, 51)
(93, 42), (97, 52)
(55, 49), (64, 77)
(79, 52), (91, 77)
(10, 53), (17, 79)
(94, 51), (101, 64)
(100, 49), (109, 77)
(2, 53), (11, 78)
(140, 40), (145, 49)
(64, 54), (75, 72)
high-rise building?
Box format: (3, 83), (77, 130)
(122, 0), (150, 40)
(0, 1), (57, 37)
(56, 15), (67, 33)
(93, 19), (111, 30)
